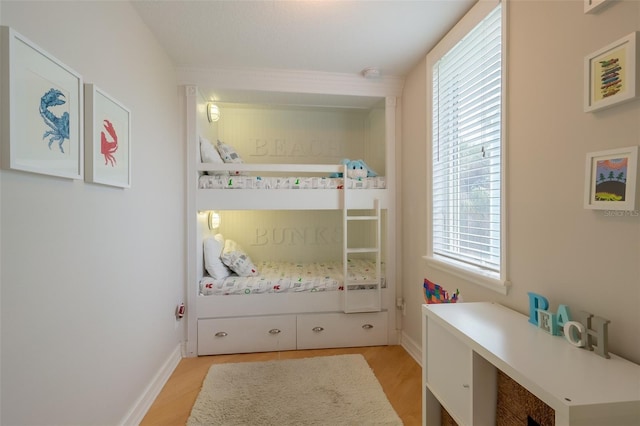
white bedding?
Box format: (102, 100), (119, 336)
(199, 259), (383, 295)
(198, 175), (386, 189)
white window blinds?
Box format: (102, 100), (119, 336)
(431, 3), (502, 274)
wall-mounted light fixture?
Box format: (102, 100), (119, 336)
(207, 103), (220, 123)
(208, 211), (221, 230)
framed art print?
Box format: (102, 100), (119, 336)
(584, 32), (638, 112)
(584, 146), (638, 211)
(0, 26), (83, 179)
(84, 84), (131, 188)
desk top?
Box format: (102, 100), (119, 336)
(423, 302), (640, 412)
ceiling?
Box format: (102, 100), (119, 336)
(131, 0), (476, 105)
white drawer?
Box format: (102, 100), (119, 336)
(296, 311), (388, 350)
(198, 315), (296, 355)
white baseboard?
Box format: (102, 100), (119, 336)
(400, 331), (422, 367)
(119, 343), (182, 426)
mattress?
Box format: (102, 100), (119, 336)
(198, 175), (386, 189)
(199, 259), (383, 296)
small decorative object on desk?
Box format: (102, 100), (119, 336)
(424, 279), (460, 304)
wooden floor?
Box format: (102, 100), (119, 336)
(141, 345), (422, 426)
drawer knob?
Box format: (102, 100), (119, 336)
(362, 324), (374, 330)
(268, 328), (281, 335)
(214, 331), (228, 337)
(312, 326), (324, 333)
(463, 384), (470, 389)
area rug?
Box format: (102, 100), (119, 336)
(187, 354), (403, 425)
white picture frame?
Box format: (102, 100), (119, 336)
(584, 146), (638, 211)
(584, 32), (639, 112)
(84, 84), (131, 188)
(0, 26), (83, 179)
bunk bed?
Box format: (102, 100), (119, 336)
(184, 85), (397, 356)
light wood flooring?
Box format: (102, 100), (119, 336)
(141, 345), (422, 426)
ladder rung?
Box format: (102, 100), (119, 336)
(346, 248), (379, 254)
(347, 215), (378, 221)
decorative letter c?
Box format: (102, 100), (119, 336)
(564, 321), (586, 347)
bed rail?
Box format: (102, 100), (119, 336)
(195, 163), (388, 210)
(198, 163), (343, 174)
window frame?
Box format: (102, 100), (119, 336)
(424, 0), (510, 294)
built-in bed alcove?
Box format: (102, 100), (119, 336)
(183, 84), (398, 357)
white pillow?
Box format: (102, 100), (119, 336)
(216, 140), (247, 175)
(203, 234), (232, 280)
(216, 140), (243, 163)
(221, 239), (259, 277)
(200, 136), (226, 175)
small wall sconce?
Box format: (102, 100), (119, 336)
(208, 211), (221, 230)
(207, 103), (220, 123)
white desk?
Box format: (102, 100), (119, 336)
(422, 302), (640, 425)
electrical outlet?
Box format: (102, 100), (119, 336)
(176, 303), (186, 319)
(175, 303), (186, 329)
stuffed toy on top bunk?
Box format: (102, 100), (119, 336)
(329, 159), (378, 179)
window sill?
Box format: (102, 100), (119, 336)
(422, 255), (510, 295)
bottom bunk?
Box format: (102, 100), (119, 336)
(199, 258), (383, 295)
(194, 211), (391, 355)
(196, 258), (390, 355)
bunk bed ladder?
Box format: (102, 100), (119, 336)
(342, 186), (382, 314)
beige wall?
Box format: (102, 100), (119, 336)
(401, 0), (640, 364)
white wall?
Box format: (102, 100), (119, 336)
(0, 1), (184, 425)
(215, 104), (374, 165)
(401, 0), (640, 364)
(0, 1), (3, 421)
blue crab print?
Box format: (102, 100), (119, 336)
(39, 88), (70, 153)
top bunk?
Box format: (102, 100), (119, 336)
(196, 163), (388, 210)
(185, 86), (396, 211)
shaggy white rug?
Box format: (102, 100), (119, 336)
(187, 354), (403, 425)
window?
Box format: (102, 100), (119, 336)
(426, 0), (508, 293)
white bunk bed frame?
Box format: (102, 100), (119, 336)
(183, 85), (398, 357)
